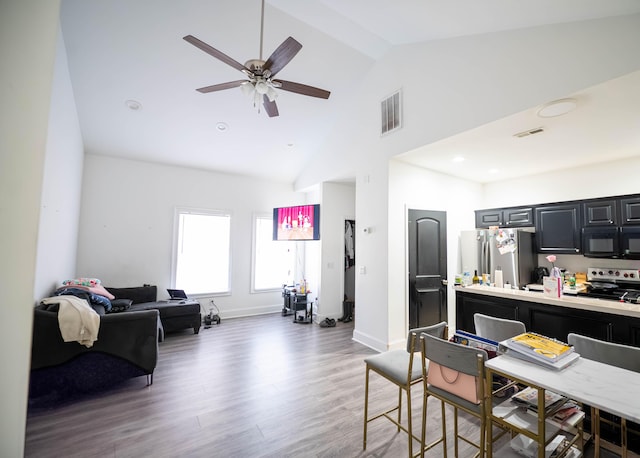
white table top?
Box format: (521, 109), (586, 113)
(486, 354), (640, 424)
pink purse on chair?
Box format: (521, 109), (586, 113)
(428, 361), (480, 404)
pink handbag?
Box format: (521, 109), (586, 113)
(428, 361), (480, 404)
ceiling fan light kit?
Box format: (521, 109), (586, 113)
(183, 0), (330, 117)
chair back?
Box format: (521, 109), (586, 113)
(567, 333), (640, 373)
(473, 313), (525, 342)
(422, 332), (487, 376)
(407, 321), (447, 353)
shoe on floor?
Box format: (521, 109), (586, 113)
(319, 318), (336, 328)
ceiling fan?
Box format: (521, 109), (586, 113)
(183, 0), (330, 117)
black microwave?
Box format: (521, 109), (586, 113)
(582, 226), (640, 259)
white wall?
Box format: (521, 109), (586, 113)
(317, 182), (355, 319)
(298, 14), (640, 351)
(34, 26), (85, 300)
(482, 157), (640, 209)
(386, 160), (483, 350)
(0, 1), (61, 456)
(77, 155), (305, 318)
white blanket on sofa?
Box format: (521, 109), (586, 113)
(41, 295), (100, 348)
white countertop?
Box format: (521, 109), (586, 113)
(455, 284), (640, 319)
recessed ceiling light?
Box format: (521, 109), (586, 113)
(452, 156), (465, 162)
(216, 122), (228, 132)
(488, 168), (499, 174)
(536, 98), (577, 118)
(124, 99), (142, 111)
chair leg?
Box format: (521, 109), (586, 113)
(363, 367), (370, 450)
(398, 386), (403, 432)
(622, 417), (628, 458)
(406, 387), (413, 458)
(421, 393), (429, 458)
(453, 406), (459, 458)
(441, 400), (448, 458)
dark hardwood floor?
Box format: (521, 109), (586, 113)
(25, 313), (613, 457)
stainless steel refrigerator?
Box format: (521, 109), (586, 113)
(459, 228), (537, 289)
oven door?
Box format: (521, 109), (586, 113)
(620, 226), (640, 259)
(582, 226), (620, 257)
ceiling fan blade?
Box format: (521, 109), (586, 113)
(263, 37), (302, 77)
(195, 80), (247, 93)
(277, 80), (330, 99)
(263, 95), (279, 117)
(183, 35), (251, 73)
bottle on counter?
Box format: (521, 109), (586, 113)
(495, 267), (504, 288)
(472, 270), (480, 285)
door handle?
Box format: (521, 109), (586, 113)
(441, 279), (448, 286)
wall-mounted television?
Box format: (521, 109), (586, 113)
(273, 204), (320, 241)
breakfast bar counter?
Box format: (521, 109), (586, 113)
(455, 285), (640, 346)
(455, 284), (640, 319)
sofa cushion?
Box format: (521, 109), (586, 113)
(109, 298), (132, 313)
(130, 301), (200, 318)
(106, 285), (157, 304)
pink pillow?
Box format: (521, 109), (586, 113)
(60, 278), (115, 300)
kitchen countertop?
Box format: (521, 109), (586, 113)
(454, 284), (640, 319)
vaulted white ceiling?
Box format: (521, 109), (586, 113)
(59, 0), (640, 184)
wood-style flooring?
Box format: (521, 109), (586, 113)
(25, 313), (613, 457)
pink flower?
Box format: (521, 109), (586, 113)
(545, 255), (556, 263)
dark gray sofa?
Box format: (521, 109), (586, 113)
(29, 305), (159, 407)
(105, 284), (201, 336)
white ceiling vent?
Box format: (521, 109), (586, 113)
(513, 127), (544, 138)
(381, 89), (402, 136)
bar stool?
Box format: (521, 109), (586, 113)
(363, 321), (447, 458)
(567, 333), (640, 458)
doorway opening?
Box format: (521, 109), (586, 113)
(341, 219), (355, 322)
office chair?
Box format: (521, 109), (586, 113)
(473, 313), (526, 342)
(567, 333), (640, 458)
(419, 332), (490, 458)
(363, 321), (447, 458)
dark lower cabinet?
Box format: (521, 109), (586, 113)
(455, 290), (637, 345)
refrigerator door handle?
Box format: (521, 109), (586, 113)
(481, 239), (490, 274)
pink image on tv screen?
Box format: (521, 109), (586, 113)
(276, 205), (316, 240)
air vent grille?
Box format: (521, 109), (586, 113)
(381, 90), (402, 135)
(514, 127), (544, 138)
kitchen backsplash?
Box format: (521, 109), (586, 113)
(537, 254), (640, 277)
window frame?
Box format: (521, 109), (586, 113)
(251, 211), (295, 293)
(171, 206), (232, 297)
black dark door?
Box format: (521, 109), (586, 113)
(408, 209), (447, 330)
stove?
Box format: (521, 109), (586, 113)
(579, 267), (640, 303)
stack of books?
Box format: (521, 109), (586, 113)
(511, 386), (566, 415)
(498, 332), (580, 370)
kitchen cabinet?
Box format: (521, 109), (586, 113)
(582, 199), (617, 226)
(475, 209), (503, 228)
(455, 289), (637, 350)
(535, 203), (581, 254)
(475, 207), (533, 228)
(621, 196), (640, 225)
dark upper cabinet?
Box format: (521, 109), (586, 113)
(535, 203), (581, 253)
(504, 207), (534, 227)
(475, 207), (533, 228)
(621, 196), (640, 225)
(475, 209), (503, 228)
(583, 199), (618, 226)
